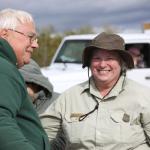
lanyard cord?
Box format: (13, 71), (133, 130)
(79, 96), (99, 121)
(79, 74), (126, 122)
(79, 67), (99, 121)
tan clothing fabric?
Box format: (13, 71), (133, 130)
(40, 76), (150, 150)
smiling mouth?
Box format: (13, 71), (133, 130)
(98, 69), (111, 73)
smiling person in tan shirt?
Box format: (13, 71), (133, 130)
(41, 32), (150, 150)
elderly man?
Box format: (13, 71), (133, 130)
(0, 8), (50, 150)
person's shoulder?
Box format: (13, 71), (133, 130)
(0, 57), (13, 72)
(0, 58), (22, 80)
(126, 78), (150, 92)
(125, 78), (150, 106)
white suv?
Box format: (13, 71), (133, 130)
(41, 33), (150, 93)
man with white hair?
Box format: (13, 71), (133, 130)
(0, 8), (50, 150)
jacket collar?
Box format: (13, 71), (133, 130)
(0, 38), (17, 67)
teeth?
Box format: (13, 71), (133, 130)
(99, 70), (110, 71)
(99, 70), (109, 72)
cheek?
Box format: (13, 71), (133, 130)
(90, 61), (98, 68)
(14, 48), (24, 60)
(14, 47), (27, 67)
(23, 51), (31, 59)
(113, 62), (122, 72)
(13, 40), (26, 54)
(90, 64), (96, 73)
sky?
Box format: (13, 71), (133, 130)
(1, 0), (150, 33)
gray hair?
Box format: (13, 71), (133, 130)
(0, 8), (35, 30)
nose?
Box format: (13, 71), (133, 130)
(99, 59), (107, 67)
(31, 39), (39, 49)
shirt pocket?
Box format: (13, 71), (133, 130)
(110, 110), (144, 144)
(63, 114), (94, 144)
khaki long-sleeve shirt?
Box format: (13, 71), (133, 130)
(41, 76), (150, 150)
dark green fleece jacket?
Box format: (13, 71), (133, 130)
(0, 38), (50, 150)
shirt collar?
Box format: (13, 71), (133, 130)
(81, 75), (126, 100)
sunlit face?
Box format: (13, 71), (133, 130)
(6, 22), (38, 68)
(90, 49), (122, 87)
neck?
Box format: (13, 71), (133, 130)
(97, 84), (113, 97)
(94, 78), (120, 97)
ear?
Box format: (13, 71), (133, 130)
(0, 29), (9, 38)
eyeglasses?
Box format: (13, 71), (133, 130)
(8, 29), (37, 43)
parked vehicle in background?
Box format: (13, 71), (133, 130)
(41, 33), (150, 93)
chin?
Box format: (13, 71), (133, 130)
(18, 63), (24, 68)
(24, 58), (31, 64)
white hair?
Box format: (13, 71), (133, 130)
(0, 8), (35, 30)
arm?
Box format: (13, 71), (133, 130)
(140, 90), (150, 147)
(140, 111), (150, 146)
(40, 100), (67, 150)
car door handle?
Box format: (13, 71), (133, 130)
(145, 76), (150, 80)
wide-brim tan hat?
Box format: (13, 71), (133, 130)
(82, 32), (134, 69)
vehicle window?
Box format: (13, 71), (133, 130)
(55, 40), (91, 63)
(55, 40), (150, 69)
(125, 43), (150, 68)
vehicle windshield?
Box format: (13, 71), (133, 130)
(55, 40), (150, 68)
(55, 40), (91, 63)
